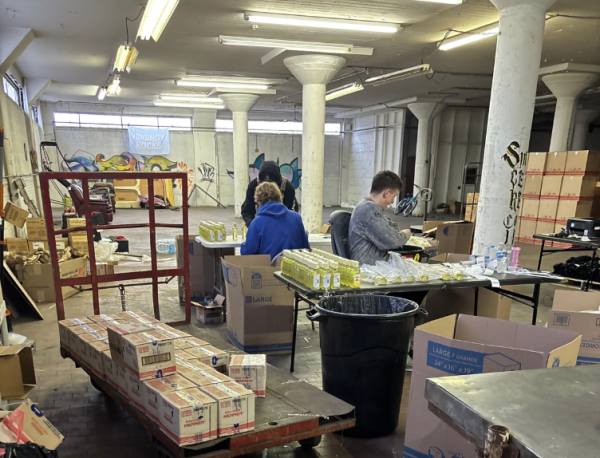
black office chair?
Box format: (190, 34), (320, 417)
(329, 210), (352, 259)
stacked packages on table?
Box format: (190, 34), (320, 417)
(58, 310), (267, 446)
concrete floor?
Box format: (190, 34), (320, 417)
(10, 207), (576, 458)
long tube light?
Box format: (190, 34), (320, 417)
(96, 86), (107, 101)
(218, 36), (372, 55)
(244, 11), (399, 34)
(365, 64), (432, 86)
(107, 74), (121, 96)
(325, 82), (364, 101)
(439, 24), (499, 51)
(154, 101), (225, 109)
(176, 80), (269, 90)
(160, 95), (223, 102)
(137, 0), (180, 41)
(114, 42), (139, 73)
(410, 0), (463, 4)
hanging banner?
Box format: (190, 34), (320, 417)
(128, 127), (170, 156)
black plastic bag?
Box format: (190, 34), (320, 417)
(0, 442), (58, 458)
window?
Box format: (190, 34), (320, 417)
(53, 112), (192, 131)
(215, 119), (341, 135)
(31, 105), (40, 124)
(3, 74), (25, 109)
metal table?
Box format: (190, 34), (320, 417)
(61, 322), (355, 458)
(425, 364), (600, 458)
(274, 271), (559, 372)
(533, 233), (599, 291)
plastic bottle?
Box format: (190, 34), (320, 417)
(510, 246), (521, 267)
(496, 244), (507, 273)
(233, 223), (238, 241)
(484, 246), (491, 267)
(242, 224), (247, 240)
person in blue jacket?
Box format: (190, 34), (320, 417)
(241, 181), (310, 259)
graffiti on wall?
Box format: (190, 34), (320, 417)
(198, 162), (216, 188)
(62, 151), (180, 173)
(503, 141), (526, 245)
(227, 153), (302, 189)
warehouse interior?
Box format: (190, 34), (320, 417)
(0, 0), (599, 457)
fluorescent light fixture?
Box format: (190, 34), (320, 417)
(107, 74), (121, 96)
(137, 0), (179, 41)
(96, 86), (107, 101)
(365, 64), (433, 86)
(160, 95), (223, 102)
(439, 24), (499, 51)
(184, 72), (288, 85)
(176, 80), (269, 90)
(244, 11), (399, 33)
(154, 101), (225, 109)
(410, 0), (463, 4)
(219, 36), (373, 55)
(114, 42), (139, 73)
(325, 82), (364, 101)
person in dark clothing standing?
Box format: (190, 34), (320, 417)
(241, 161), (298, 227)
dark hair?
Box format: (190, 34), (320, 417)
(255, 182), (282, 207)
(370, 170), (402, 194)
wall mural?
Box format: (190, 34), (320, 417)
(227, 153), (302, 189)
(62, 151), (180, 173)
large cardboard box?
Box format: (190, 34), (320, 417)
(106, 321), (153, 366)
(427, 254), (511, 320)
(6, 238), (29, 253)
(3, 202), (29, 228)
(565, 150), (600, 176)
(228, 354), (267, 397)
(560, 175), (597, 200)
(176, 236), (235, 302)
(403, 315), (582, 458)
(544, 151), (568, 175)
(0, 344), (35, 399)
(516, 219), (537, 243)
(26, 217), (47, 241)
(69, 235), (89, 253)
(0, 400), (64, 450)
(421, 221), (474, 255)
(522, 175), (543, 198)
(28, 239), (49, 252)
(519, 199), (540, 221)
(535, 221), (555, 236)
(548, 290), (600, 365)
(17, 257), (88, 302)
(525, 152), (547, 175)
(540, 175), (562, 199)
(193, 297), (224, 324)
(143, 374), (196, 422)
(556, 199), (593, 225)
(122, 331), (176, 380)
(222, 255), (295, 355)
(537, 198), (559, 223)
(200, 382), (255, 437)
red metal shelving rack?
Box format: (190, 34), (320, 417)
(39, 171), (191, 325)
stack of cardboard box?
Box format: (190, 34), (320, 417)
(464, 193), (478, 223)
(67, 218), (89, 253)
(58, 310), (265, 446)
(517, 151), (600, 244)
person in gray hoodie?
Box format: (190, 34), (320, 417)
(349, 171), (411, 265)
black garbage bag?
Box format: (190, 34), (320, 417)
(0, 443), (58, 458)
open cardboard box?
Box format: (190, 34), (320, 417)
(0, 399), (64, 450)
(422, 221), (473, 255)
(0, 344), (36, 400)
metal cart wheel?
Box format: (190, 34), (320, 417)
(90, 378), (105, 394)
(299, 435), (322, 449)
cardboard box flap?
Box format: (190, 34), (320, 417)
(547, 337), (582, 367)
(0, 343), (27, 357)
(417, 315), (456, 339)
(223, 255), (271, 269)
(553, 290), (600, 312)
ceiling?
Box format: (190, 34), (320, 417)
(2, 0), (600, 114)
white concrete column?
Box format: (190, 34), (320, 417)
(473, 0), (557, 252)
(192, 109), (218, 207)
(542, 73), (600, 152)
(284, 55), (346, 232)
(408, 102), (445, 216)
(220, 94), (260, 217)
(572, 108), (600, 151)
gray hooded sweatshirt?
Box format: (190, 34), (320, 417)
(349, 198), (409, 265)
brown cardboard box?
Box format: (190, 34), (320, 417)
(17, 256), (88, 302)
(560, 175), (597, 200)
(535, 221), (555, 236)
(537, 199), (559, 223)
(464, 204), (477, 222)
(516, 219), (537, 243)
(69, 235), (89, 253)
(6, 238), (29, 252)
(0, 400), (64, 450)
(26, 217), (47, 241)
(106, 321), (154, 366)
(556, 199), (593, 225)
(565, 150), (600, 176)
(193, 296), (224, 324)
(519, 199), (540, 221)
(465, 193), (479, 205)
(427, 254), (512, 320)
(422, 221), (474, 255)
(591, 184), (600, 217)
(548, 290), (600, 365)
(66, 217), (86, 228)
(0, 344), (36, 399)
(544, 151), (568, 175)
(222, 255), (294, 355)
(3, 202), (29, 228)
(540, 175), (563, 199)
(525, 152), (547, 175)
(320, 224), (331, 234)
(176, 236), (234, 302)
(522, 175), (543, 198)
(403, 315), (581, 458)
(28, 240), (49, 252)
(55, 237), (68, 250)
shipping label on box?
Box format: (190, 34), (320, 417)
(200, 382), (255, 437)
(3, 202), (29, 228)
(519, 199), (540, 221)
(58, 318), (92, 350)
(160, 388), (218, 445)
(185, 345), (229, 371)
(228, 355), (267, 397)
(6, 238), (29, 253)
(403, 315), (581, 458)
(544, 151), (568, 175)
(537, 199), (559, 223)
(143, 374), (196, 423)
(565, 150), (600, 176)
(106, 321), (154, 366)
(522, 175), (543, 198)
(0, 400), (64, 450)
(180, 369), (231, 388)
(540, 175), (563, 199)
(560, 175), (597, 200)
(123, 331), (176, 380)
(26, 218), (47, 241)
(525, 152), (547, 176)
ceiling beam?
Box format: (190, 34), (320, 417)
(26, 78), (52, 104)
(0, 27), (35, 75)
(539, 63), (600, 76)
(334, 94), (466, 119)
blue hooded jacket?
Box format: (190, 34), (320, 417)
(241, 201), (310, 260)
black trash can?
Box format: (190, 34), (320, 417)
(307, 295), (424, 438)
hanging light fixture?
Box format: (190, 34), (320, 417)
(96, 86), (108, 101)
(137, 0), (180, 41)
(325, 82), (364, 101)
(114, 42), (139, 73)
(107, 74), (121, 96)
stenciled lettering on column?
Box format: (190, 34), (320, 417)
(502, 141), (526, 245)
